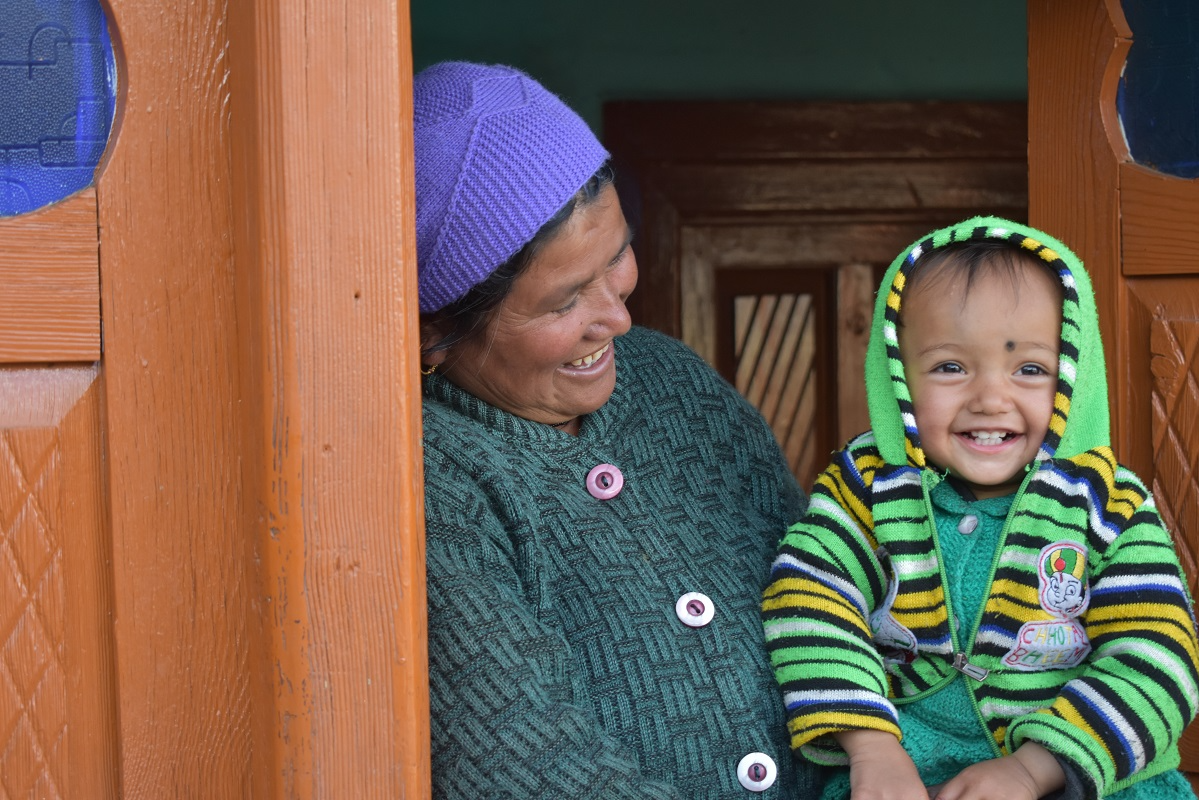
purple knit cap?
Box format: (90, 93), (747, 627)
(413, 62), (610, 313)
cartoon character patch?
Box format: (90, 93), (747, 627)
(869, 547), (918, 665)
(1038, 542), (1089, 618)
(1002, 542), (1091, 671)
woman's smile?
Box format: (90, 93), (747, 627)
(430, 184), (637, 431)
(565, 342), (612, 371)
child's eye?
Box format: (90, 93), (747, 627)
(932, 362), (964, 374)
(1018, 364), (1050, 376)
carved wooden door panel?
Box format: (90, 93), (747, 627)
(0, 0), (430, 797)
(605, 102), (1027, 487)
(0, 186), (114, 795)
(1028, 0), (1198, 780)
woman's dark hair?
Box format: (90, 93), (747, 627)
(421, 161), (616, 357)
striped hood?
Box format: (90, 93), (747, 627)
(864, 217), (1111, 470)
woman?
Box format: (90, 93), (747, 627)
(416, 61), (816, 799)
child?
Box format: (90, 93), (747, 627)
(763, 217), (1199, 799)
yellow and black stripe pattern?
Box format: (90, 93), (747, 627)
(763, 217), (1197, 791)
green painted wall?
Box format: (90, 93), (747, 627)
(411, 0), (1027, 134)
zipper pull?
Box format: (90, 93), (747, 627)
(952, 652), (989, 682)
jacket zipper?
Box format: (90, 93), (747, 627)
(955, 467), (1039, 755)
(893, 467), (1038, 761)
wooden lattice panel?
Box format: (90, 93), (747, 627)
(732, 292), (820, 485)
(1149, 315), (1198, 599)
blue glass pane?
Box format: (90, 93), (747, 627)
(0, 1), (117, 216)
(1117, 0), (1198, 179)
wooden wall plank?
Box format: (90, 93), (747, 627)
(605, 101), (1029, 160)
(97, 1), (258, 795)
(227, 0), (430, 796)
(0, 190), (100, 363)
(651, 161), (1027, 217)
(98, 0), (430, 795)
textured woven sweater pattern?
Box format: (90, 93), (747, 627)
(762, 218), (1200, 797)
(423, 326), (814, 799)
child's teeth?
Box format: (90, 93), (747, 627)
(969, 431), (1007, 445)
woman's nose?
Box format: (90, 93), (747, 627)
(596, 253), (637, 334)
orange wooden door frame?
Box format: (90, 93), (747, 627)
(93, 0), (430, 796)
(1028, 0), (1199, 780)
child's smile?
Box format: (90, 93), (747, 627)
(899, 261), (1061, 498)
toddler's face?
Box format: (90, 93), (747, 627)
(899, 261), (1061, 498)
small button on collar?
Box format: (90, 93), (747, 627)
(737, 752), (777, 792)
(675, 592), (715, 627)
(958, 514), (979, 535)
(586, 463), (624, 500)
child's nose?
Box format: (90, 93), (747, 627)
(969, 374), (1014, 414)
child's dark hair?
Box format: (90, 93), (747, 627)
(421, 161), (616, 357)
(904, 240), (1065, 306)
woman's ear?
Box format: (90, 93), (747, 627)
(419, 318), (450, 367)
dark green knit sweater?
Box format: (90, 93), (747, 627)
(422, 325), (814, 799)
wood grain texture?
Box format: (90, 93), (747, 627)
(0, 190), (100, 363)
(1030, 0), (1198, 779)
(608, 102), (1027, 339)
(837, 264), (874, 444)
(605, 101), (1029, 161)
(649, 161), (1026, 218)
(1027, 0), (1127, 445)
(0, 366), (117, 799)
(227, 0), (430, 797)
(1120, 164), (1199, 277)
(98, 1), (257, 795)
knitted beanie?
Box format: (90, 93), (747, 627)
(413, 62), (610, 313)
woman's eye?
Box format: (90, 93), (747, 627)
(553, 296), (579, 314)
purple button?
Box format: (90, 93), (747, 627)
(586, 463), (624, 500)
(675, 592), (715, 627)
(737, 752), (777, 791)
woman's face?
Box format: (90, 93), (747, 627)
(432, 184), (637, 432)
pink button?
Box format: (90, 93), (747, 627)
(586, 463), (624, 500)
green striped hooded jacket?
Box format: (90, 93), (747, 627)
(762, 217), (1199, 795)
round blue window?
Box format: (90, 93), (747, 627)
(1117, 0), (1198, 179)
(0, 1), (118, 216)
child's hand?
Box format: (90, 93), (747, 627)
(834, 729), (930, 800)
(929, 743), (1065, 800)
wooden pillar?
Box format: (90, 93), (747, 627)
(99, 0), (429, 795)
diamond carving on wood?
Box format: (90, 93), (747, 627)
(0, 427), (65, 800)
(1149, 312), (1198, 599)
